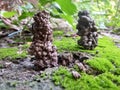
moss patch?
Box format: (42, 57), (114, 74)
(87, 37), (120, 73)
(54, 37), (78, 52)
(0, 47), (27, 60)
(53, 30), (64, 37)
(52, 67), (120, 90)
(53, 36), (97, 53)
(52, 37), (120, 89)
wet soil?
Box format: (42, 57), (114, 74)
(0, 58), (62, 90)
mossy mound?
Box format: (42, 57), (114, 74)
(87, 37), (120, 73)
(52, 36), (120, 90)
(52, 66), (120, 90)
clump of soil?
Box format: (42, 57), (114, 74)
(58, 52), (89, 67)
(58, 52), (93, 76)
(77, 10), (98, 50)
(28, 11), (58, 70)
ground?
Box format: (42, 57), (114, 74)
(0, 28), (120, 90)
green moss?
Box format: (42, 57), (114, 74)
(0, 47), (27, 60)
(87, 37), (120, 72)
(111, 68), (120, 75)
(54, 37), (82, 52)
(53, 37), (76, 52)
(52, 66), (73, 86)
(53, 36), (98, 54)
(52, 37), (120, 89)
(87, 58), (114, 72)
(53, 30), (64, 37)
(52, 67), (120, 90)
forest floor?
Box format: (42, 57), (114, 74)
(0, 27), (120, 90)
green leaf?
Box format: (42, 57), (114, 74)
(0, 11), (16, 18)
(39, 0), (55, 6)
(55, 0), (77, 15)
(60, 14), (75, 29)
(18, 11), (34, 20)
